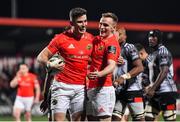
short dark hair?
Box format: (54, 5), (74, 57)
(102, 12), (118, 23)
(69, 7), (87, 22)
(17, 63), (28, 70)
(134, 43), (145, 51)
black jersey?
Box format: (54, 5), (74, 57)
(113, 42), (142, 91)
(149, 44), (177, 93)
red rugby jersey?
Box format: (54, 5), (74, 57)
(88, 35), (120, 88)
(47, 30), (94, 85)
(17, 73), (38, 97)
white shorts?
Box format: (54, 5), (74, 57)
(50, 80), (85, 114)
(113, 99), (144, 119)
(14, 96), (34, 112)
(86, 86), (115, 117)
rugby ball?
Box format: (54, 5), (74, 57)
(49, 56), (64, 67)
(48, 55), (65, 74)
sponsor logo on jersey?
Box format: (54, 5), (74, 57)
(99, 45), (104, 50)
(108, 46), (116, 54)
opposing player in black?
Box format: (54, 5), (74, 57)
(112, 27), (144, 121)
(145, 29), (177, 121)
(134, 43), (151, 92)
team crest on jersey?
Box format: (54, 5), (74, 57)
(86, 44), (92, 50)
(99, 45), (104, 50)
(108, 46), (116, 54)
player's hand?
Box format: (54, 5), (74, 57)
(113, 81), (119, 88)
(40, 100), (48, 113)
(145, 86), (155, 98)
(47, 60), (65, 72)
(15, 71), (21, 79)
(117, 56), (124, 65)
(87, 71), (100, 80)
(16, 71), (20, 76)
(113, 77), (124, 87)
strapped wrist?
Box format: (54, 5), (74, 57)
(120, 73), (131, 80)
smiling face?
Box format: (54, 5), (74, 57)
(148, 29), (162, 48)
(71, 14), (87, 36)
(99, 17), (115, 38)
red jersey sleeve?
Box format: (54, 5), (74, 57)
(106, 36), (120, 61)
(47, 34), (63, 54)
(30, 73), (39, 86)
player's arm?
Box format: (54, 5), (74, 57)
(37, 47), (53, 67)
(114, 58), (143, 86)
(10, 76), (18, 88)
(146, 50), (169, 97)
(10, 71), (20, 88)
(37, 47), (64, 71)
(128, 58), (144, 78)
(99, 59), (116, 77)
(114, 44), (144, 85)
(151, 50), (169, 90)
(98, 43), (120, 77)
(34, 79), (41, 103)
(145, 65), (168, 97)
(151, 65), (168, 90)
(88, 59), (116, 79)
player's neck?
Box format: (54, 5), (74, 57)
(22, 72), (28, 76)
(71, 28), (84, 40)
(74, 33), (84, 41)
(101, 33), (114, 40)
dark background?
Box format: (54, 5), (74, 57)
(0, 0), (180, 57)
(1, 0), (179, 24)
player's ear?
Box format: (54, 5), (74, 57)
(111, 26), (116, 33)
(70, 21), (74, 26)
(111, 23), (116, 33)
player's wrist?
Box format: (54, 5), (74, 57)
(120, 73), (131, 80)
(97, 71), (102, 77)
